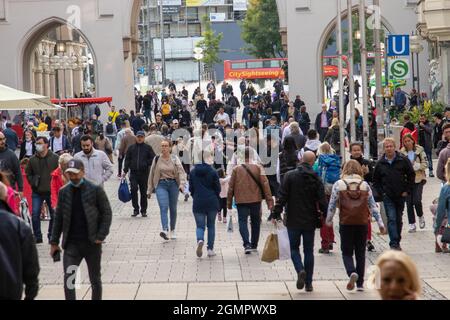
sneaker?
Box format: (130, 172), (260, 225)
(367, 241), (375, 252)
(207, 249), (216, 257)
(170, 231), (177, 240)
(430, 172), (435, 178)
(132, 211), (139, 217)
(141, 212), (147, 218)
(217, 213), (222, 222)
(305, 284), (314, 292)
(184, 194), (189, 202)
(244, 245), (252, 254)
(250, 246), (258, 253)
(390, 245), (402, 251)
(196, 240), (204, 257)
(419, 216), (425, 229)
(160, 231), (169, 241)
(296, 270), (307, 290)
(318, 248), (330, 254)
(408, 224), (417, 233)
(35, 238), (43, 244)
(357, 286), (365, 292)
(328, 243), (333, 251)
(347, 273), (359, 291)
(223, 217), (227, 224)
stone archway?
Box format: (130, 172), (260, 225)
(315, 6), (395, 104)
(20, 16), (98, 98)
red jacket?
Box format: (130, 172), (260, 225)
(20, 167), (32, 215)
(50, 167), (64, 209)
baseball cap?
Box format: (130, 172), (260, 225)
(172, 119), (179, 124)
(65, 159), (84, 174)
(136, 131), (145, 137)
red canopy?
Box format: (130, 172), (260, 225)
(50, 97), (112, 105)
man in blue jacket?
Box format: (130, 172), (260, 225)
(3, 122), (19, 151)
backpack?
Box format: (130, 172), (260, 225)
(318, 154), (341, 184)
(94, 105), (101, 117)
(161, 104), (171, 116)
(338, 181), (370, 225)
(106, 123), (114, 135)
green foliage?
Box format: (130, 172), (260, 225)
(196, 15), (223, 69)
(240, 0), (285, 58)
(399, 101), (446, 124)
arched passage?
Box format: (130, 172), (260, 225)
(19, 17), (98, 98)
(316, 6), (395, 104)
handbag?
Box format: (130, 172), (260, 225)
(261, 228), (279, 263)
(277, 222), (291, 261)
(19, 198), (33, 232)
(118, 178), (132, 203)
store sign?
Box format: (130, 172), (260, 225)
(163, 6), (180, 14)
(210, 12), (226, 22)
(233, 0), (247, 11)
(388, 57), (411, 80)
(159, 0), (182, 5)
(186, 0), (225, 7)
(228, 70), (285, 80)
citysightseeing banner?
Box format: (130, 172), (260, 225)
(186, 0), (225, 6)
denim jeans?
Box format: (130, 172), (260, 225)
(107, 136), (116, 150)
(236, 203), (261, 249)
(406, 183), (424, 224)
(425, 150), (433, 171)
(383, 196), (406, 248)
(339, 225), (368, 287)
(193, 211), (217, 250)
(155, 179), (179, 232)
(287, 228), (315, 286)
(63, 241), (102, 300)
(31, 192), (54, 241)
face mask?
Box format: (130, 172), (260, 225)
(25, 138), (31, 142)
(36, 145), (44, 153)
(70, 178), (84, 188)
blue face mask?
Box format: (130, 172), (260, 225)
(70, 178), (85, 188)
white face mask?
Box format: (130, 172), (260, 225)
(36, 145), (45, 153)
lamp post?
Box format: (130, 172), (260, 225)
(194, 47), (204, 94)
(410, 33), (424, 95)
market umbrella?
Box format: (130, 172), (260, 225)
(0, 84), (60, 110)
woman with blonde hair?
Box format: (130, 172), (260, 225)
(434, 158), (450, 252)
(400, 133), (428, 233)
(326, 160), (385, 291)
(370, 250), (421, 300)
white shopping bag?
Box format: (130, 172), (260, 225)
(277, 222), (291, 261)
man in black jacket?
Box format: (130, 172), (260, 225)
(0, 182), (39, 300)
(272, 151), (328, 293)
(123, 131), (156, 217)
(373, 138), (415, 250)
(315, 104), (332, 142)
(50, 159), (112, 300)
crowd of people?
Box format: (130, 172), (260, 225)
(0, 77), (448, 301)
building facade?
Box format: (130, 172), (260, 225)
(417, 0), (450, 105)
(0, 0), (141, 109)
(276, 0), (430, 115)
(136, 0), (248, 87)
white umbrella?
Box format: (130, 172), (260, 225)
(0, 84), (60, 110)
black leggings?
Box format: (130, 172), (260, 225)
(219, 197), (227, 217)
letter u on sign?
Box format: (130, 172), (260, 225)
(387, 35), (410, 57)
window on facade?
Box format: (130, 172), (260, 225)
(187, 7), (199, 21)
(188, 23), (201, 36)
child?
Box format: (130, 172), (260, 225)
(20, 158), (33, 215)
(217, 168), (230, 224)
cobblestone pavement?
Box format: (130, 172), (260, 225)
(35, 160), (449, 300)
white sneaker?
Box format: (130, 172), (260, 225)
(170, 231), (177, 240)
(408, 224), (417, 233)
(419, 216), (426, 229)
(196, 240), (204, 257)
(347, 273), (359, 291)
(207, 249), (216, 257)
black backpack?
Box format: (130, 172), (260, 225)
(106, 123), (114, 135)
(332, 128), (340, 146)
(94, 105), (101, 117)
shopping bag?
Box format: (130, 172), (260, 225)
(277, 222), (291, 261)
(227, 214), (234, 233)
(19, 198), (32, 232)
(118, 178), (132, 203)
(261, 231), (279, 263)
